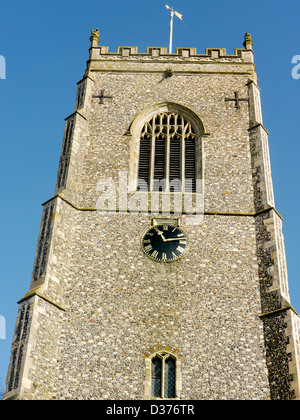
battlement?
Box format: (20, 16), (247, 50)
(93, 45), (253, 61)
(88, 29), (254, 64)
(86, 29), (256, 81)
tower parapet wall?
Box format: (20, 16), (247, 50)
(87, 45), (256, 83)
(86, 29), (256, 81)
(91, 45), (254, 61)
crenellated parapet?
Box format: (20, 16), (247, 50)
(89, 30), (254, 59)
(91, 45), (254, 60)
(86, 30), (256, 82)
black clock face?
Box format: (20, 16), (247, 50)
(142, 225), (188, 263)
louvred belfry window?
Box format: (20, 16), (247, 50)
(138, 113), (196, 192)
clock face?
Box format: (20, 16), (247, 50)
(142, 224), (188, 263)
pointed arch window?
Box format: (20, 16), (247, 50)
(144, 345), (182, 400)
(151, 353), (176, 399)
(137, 112), (198, 193)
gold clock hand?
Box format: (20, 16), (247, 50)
(165, 238), (181, 242)
(157, 230), (166, 242)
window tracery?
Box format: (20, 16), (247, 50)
(138, 112), (197, 193)
(144, 345), (182, 399)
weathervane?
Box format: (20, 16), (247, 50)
(165, 5), (183, 54)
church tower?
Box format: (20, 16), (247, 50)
(4, 30), (300, 400)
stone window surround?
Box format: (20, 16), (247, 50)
(128, 102), (208, 195)
(144, 347), (182, 400)
(138, 111), (198, 193)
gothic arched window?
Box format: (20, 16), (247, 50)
(151, 353), (176, 399)
(137, 112), (198, 193)
(144, 345), (182, 399)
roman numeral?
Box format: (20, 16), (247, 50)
(176, 246), (185, 253)
(151, 250), (159, 258)
(144, 244), (153, 252)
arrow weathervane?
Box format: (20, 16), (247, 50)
(165, 5), (183, 54)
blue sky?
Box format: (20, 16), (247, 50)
(0, 0), (300, 394)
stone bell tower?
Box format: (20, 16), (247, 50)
(4, 30), (300, 400)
